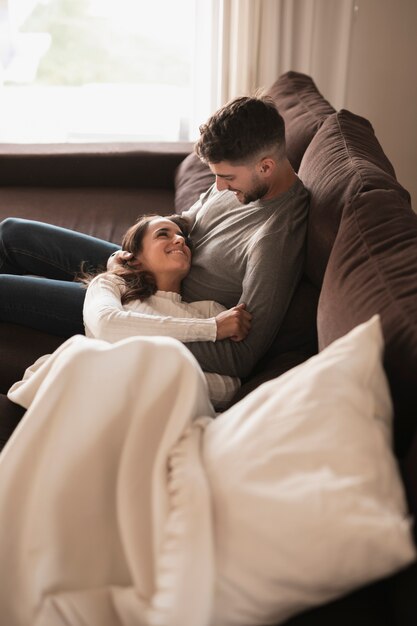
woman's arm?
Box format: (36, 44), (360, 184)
(83, 274), (251, 344)
(83, 274), (216, 343)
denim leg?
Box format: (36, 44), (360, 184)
(0, 218), (121, 335)
(0, 217), (120, 278)
(0, 275), (87, 336)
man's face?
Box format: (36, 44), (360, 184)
(209, 161), (268, 204)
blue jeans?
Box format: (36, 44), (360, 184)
(0, 218), (120, 336)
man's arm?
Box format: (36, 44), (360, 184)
(186, 205), (308, 378)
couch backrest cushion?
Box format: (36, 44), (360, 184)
(306, 111), (417, 456)
(318, 189), (417, 458)
(266, 71), (335, 171)
(174, 152), (215, 214)
(0, 188), (175, 245)
(0, 143), (191, 188)
(299, 109), (399, 289)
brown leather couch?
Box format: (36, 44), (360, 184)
(0, 72), (416, 624)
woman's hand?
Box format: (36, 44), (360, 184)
(107, 250), (135, 271)
(215, 303), (252, 342)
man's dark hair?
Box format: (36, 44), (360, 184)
(195, 96), (286, 165)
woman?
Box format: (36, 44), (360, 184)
(0, 213), (251, 449)
(82, 214), (252, 409)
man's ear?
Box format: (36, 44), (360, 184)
(258, 157), (275, 176)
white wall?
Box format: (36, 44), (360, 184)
(344, 0), (417, 210)
(251, 0), (417, 210)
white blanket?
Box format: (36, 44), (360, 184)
(1, 335), (215, 626)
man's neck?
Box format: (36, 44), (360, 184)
(263, 159), (298, 200)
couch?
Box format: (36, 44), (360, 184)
(0, 71), (416, 624)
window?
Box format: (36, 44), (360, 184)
(0, 0), (216, 143)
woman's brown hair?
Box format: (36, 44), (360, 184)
(80, 214), (192, 305)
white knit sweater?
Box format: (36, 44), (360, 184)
(83, 274), (240, 409)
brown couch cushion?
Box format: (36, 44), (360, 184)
(304, 110), (417, 457)
(174, 152), (215, 214)
(318, 187), (417, 457)
(0, 323), (64, 395)
(0, 142), (191, 187)
(0, 187), (176, 245)
(299, 109), (399, 289)
(266, 71), (335, 171)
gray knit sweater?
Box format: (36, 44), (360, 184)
(181, 179), (310, 378)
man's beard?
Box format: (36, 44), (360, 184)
(240, 182), (269, 204)
(235, 173), (269, 204)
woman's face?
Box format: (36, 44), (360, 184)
(132, 217), (192, 288)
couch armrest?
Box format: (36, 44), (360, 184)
(0, 142), (194, 243)
(0, 323), (64, 395)
(0, 142), (193, 189)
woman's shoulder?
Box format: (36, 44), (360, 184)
(88, 272), (124, 289)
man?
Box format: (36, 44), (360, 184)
(0, 96), (309, 379)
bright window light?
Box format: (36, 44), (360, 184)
(0, 0), (199, 142)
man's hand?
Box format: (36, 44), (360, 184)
(106, 250), (134, 271)
(215, 303), (252, 342)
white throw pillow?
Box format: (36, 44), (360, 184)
(203, 315), (416, 626)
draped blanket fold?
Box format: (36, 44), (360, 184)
(1, 335), (215, 626)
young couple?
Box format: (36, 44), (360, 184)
(0, 95), (309, 412)
(0, 95), (311, 623)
